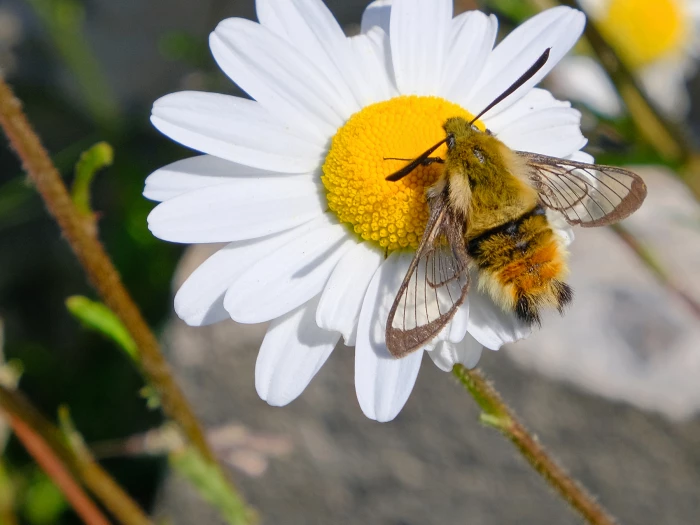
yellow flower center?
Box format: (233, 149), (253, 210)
(322, 95), (481, 253)
(598, 0), (689, 68)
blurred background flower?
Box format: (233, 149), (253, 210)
(550, 0), (700, 118)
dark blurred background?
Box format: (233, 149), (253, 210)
(1, 1), (700, 524)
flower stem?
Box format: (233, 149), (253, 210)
(452, 365), (618, 525)
(0, 77), (254, 522)
(0, 384), (153, 525)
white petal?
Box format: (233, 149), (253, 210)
(441, 12), (497, 101)
(225, 219), (355, 323)
(144, 155), (312, 202)
(496, 106), (586, 157)
(349, 28), (397, 103)
(466, 282), (531, 350)
(484, 88), (570, 133)
(390, 0), (452, 95)
(549, 55), (623, 117)
(355, 251), (423, 422)
(147, 177), (324, 244)
(568, 150), (594, 164)
(465, 7), (585, 116)
(256, 0), (375, 108)
(151, 92), (324, 173)
(316, 242), (383, 346)
(174, 220), (323, 326)
(210, 18), (352, 142)
(546, 208), (575, 247)
(361, 0), (392, 35)
(446, 302), (470, 343)
(256, 296), (340, 406)
(428, 335), (483, 372)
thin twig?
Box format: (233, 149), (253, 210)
(610, 224), (700, 318)
(0, 76), (255, 524)
(0, 77), (214, 465)
(5, 413), (111, 525)
(452, 365), (618, 525)
(0, 384), (152, 525)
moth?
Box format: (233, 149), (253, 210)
(384, 49), (647, 358)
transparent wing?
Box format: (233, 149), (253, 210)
(519, 152), (647, 227)
(386, 194), (470, 358)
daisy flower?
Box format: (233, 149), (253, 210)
(550, 0), (700, 118)
(145, 0), (586, 422)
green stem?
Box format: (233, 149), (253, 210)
(452, 365), (618, 525)
(0, 385), (149, 525)
(0, 77), (255, 523)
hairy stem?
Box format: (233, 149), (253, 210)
(452, 365), (617, 525)
(0, 385), (153, 525)
(0, 77), (212, 464)
(0, 77), (254, 522)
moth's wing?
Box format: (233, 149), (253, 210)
(385, 195), (470, 358)
(518, 151), (647, 227)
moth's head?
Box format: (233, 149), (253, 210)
(443, 117), (481, 148)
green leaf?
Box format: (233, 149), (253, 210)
(71, 142), (114, 217)
(170, 448), (255, 525)
(22, 471), (67, 525)
(65, 296), (138, 362)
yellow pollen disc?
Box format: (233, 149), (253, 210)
(598, 0), (689, 68)
(322, 95), (482, 252)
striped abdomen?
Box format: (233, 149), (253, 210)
(467, 205), (573, 325)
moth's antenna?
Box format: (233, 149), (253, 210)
(468, 47), (551, 126)
(385, 137), (447, 181)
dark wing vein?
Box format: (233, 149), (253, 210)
(385, 193), (470, 358)
(519, 151), (647, 227)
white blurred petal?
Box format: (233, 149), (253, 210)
(174, 220), (323, 326)
(210, 17), (352, 142)
(147, 178), (324, 243)
(256, 296), (340, 406)
(496, 106), (586, 157)
(441, 12), (497, 101)
(428, 335), (483, 372)
(151, 92), (325, 173)
(390, 0), (452, 94)
(465, 7), (585, 116)
(350, 28), (397, 102)
(355, 251), (423, 422)
(256, 0), (376, 108)
(467, 281), (532, 350)
(361, 0), (392, 35)
(316, 242), (383, 346)
(144, 155), (312, 202)
(225, 219), (355, 323)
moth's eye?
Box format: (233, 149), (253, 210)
(471, 124), (479, 132)
(447, 134), (456, 150)
(473, 148), (486, 164)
